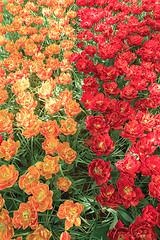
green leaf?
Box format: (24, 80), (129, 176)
(118, 210), (134, 223)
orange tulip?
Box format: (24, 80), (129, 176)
(0, 89), (8, 105)
(0, 208), (14, 239)
(0, 194), (5, 209)
(58, 89), (72, 106)
(42, 137), (60, 155)
(28, 183), (53, 212)
(57, 142), (77, 164)
(67, 10), (77, 18)
(16, 92), (37, 110)
(60, 231), (71, 240)
(60, 40), (74, 51)
(26, 224), (52, 240)
(62, 25), (74, 38)
(44, 43), (61, 56)
(65, 100), (81, 117)
(57, 177), (72, 192)
(41, 120), (61, 138)
(59, 59), (72, 72)
(0, 138), (20, 161)
(0, 109), (14, 134)
(0, 165), (19, 190)
(22, 119), (42, 138)
(45, 98), (62, 115)
(55, 72), (72, 85)
(19, 166), (40, 195)
(13, 237), (22, 240)
(16, 108), (37, 127)
(48, 27), (61, 40)
(34, 16), (44, 25)
(13, 201), (38, 230)
(59, 0), (75, 8)
(36, 155), (60, 179)
(57, 200), (84, 231)
(46, 57), (60, 70)
(38, 81), (54, 99)
(60, 118), (77, 135)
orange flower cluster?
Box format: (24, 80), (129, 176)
(0, 0), (81, 239)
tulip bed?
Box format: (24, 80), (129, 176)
(1, 0), (160, 239)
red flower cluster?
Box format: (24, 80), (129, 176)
(107, 217), (157, 240)
(73, 0), (160, 235)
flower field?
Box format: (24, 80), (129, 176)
(1, 0), (160, 239)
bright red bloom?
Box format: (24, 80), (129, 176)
(127, 34), (143, 46)
(120, 85), (138, 101)
(93, 65), (118, 82)
(129, 216), (157, 240)
(77, 30), (94, 41)
(129, 133), (157, 161)
(89, 93), (109, 113)
(103, 82), (120, 96)
(95, 184), (122, 210)
(90, 133), (115, 156)
(156, 203), (160, 228)
(98, 41), (122, 60)
(82, 76), (100, 94)
(85, 115), (108, 136)
(79, 20), (92, 29)
(0, 135), (2, 145)
(140, 155), (160, 176)
(116, 100), (136, 121)
(115, 152), (141, 178)
(153, 127), (160, 146)
(105, 112), (126, 130)
(120, 119), (145, 142)
(116, 176), (145, 208)
(88, 159), (112, 185)
(142, 205), (157, 226)
(135, 111), (155, 132)
(84, 45), (97, 57)
(107, 220), (130, 240)
(149, 175), (160, 201)
(75, 58), (94, 75)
